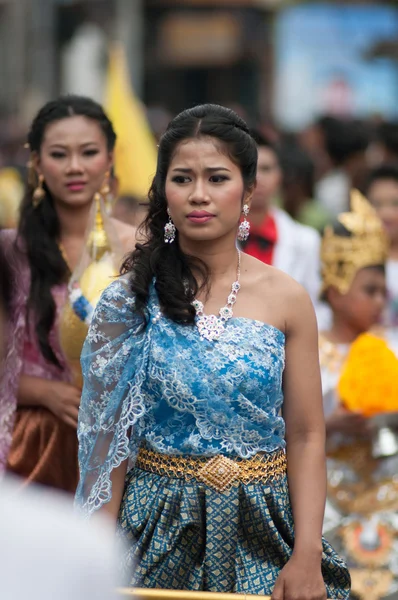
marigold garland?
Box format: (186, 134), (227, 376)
(338, 333), (398, 417)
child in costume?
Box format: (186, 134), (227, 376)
(319, 190), (398, 600)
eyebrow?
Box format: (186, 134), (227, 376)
(47, 142), (100, 149)
(171, 167), (231, 173)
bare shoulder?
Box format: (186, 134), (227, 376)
(241, 253), (315, 333)
(110, 218), (137, 254)
(243, 253), (309, 300)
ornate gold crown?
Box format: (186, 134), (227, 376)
(321, 189), (389, 294)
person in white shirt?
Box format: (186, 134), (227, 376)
(366, 163), (398, 328)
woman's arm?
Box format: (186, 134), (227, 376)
(18, 375), (81, 428)
(97, 460), (128, 522)
(283, 286), (325, 559)
(272, 282), (327, 600)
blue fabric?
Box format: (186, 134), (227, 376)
(118, 466), (350, 597)
(76, 275), (286, 515)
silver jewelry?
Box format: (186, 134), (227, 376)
(192, 250), (241, 342)
(164, 208), (176, 244)
(237, 204), (250, 242)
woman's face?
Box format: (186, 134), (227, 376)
(165, 137), (252, 246)
(35, 115), (113, 208)
(250, 146), (281, 214)
(368, 178), (398, 245)
(330, 267), (387, 333)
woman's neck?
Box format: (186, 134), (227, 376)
(179, 235), (239, 282)
(56, 200), (93, 240)
(55, 200), (94, 272)
(326, 315), (363, 345)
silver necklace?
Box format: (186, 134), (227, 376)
(192, 250), (241, 342)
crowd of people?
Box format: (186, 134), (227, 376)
(0, 93), (397, 600)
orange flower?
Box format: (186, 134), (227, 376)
(338, 333), (398, 417)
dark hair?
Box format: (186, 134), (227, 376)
(18, 95), (116, 367)
(279, 142), (314, 198)
(366, 163), (398, 193)
(122, 103), (257, 327)
(377, 121), (398, 157)
(251, 128), (276, 150)
(322, 118), (369, 166)
(0, 244), (11, 316)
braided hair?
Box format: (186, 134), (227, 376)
(121, 103), (257, 327)
(18, 95), (116, 367)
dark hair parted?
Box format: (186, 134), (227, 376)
(121, 103), (257, 327)
(18, 95), (116, 367)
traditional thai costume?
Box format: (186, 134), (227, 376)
(0, 194), (121, 490)
(76, 270), (350, 596)
(319, 191), (398, 600)
(0, 229), (77, 489)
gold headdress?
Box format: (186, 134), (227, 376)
(321, 189), (389, 294)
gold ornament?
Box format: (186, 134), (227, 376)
(100, 171), (110, 196)
(87, 192), (109, 260)
(321, 190), (389, 295)
(318, 333), (348, 373)
(59, 189), (120, 388)
(349, 568), (393, 600)
(135, 446), (287, 492)
(100, 171), (115, 214)
(32, 174), (45, 207)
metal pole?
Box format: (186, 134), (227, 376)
(26, 0), (56, 107)
(118, 590), (269, 599)
(115, 0), (144, 97)
(1, 0), (26, 116)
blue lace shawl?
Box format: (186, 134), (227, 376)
(75, 276), (286, 516)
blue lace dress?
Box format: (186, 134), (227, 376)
(76, 276), (350, 597)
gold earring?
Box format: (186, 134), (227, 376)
(33, 174), (45, 208)
(100, 171), (114, 213)
(100, 171), (110, 197)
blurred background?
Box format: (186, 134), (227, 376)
(0, 0), (398, 226)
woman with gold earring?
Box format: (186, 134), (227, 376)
(0, 95), (137, 492)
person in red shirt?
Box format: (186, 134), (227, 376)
(243, 130), (281, 265)
(243, 129), (322, 308)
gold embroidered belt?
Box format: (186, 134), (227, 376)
(136, 446), (287, 493)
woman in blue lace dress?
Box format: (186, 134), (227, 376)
(76, 104), (350, 599)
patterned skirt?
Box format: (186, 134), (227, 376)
(118, 448), (350, 598)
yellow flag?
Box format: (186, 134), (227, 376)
(105, 44), (157, 199)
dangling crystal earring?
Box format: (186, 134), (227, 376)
(237, 204), (250, 242)
(164, 208), (176, 244)
(33, 174), (46, 208)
